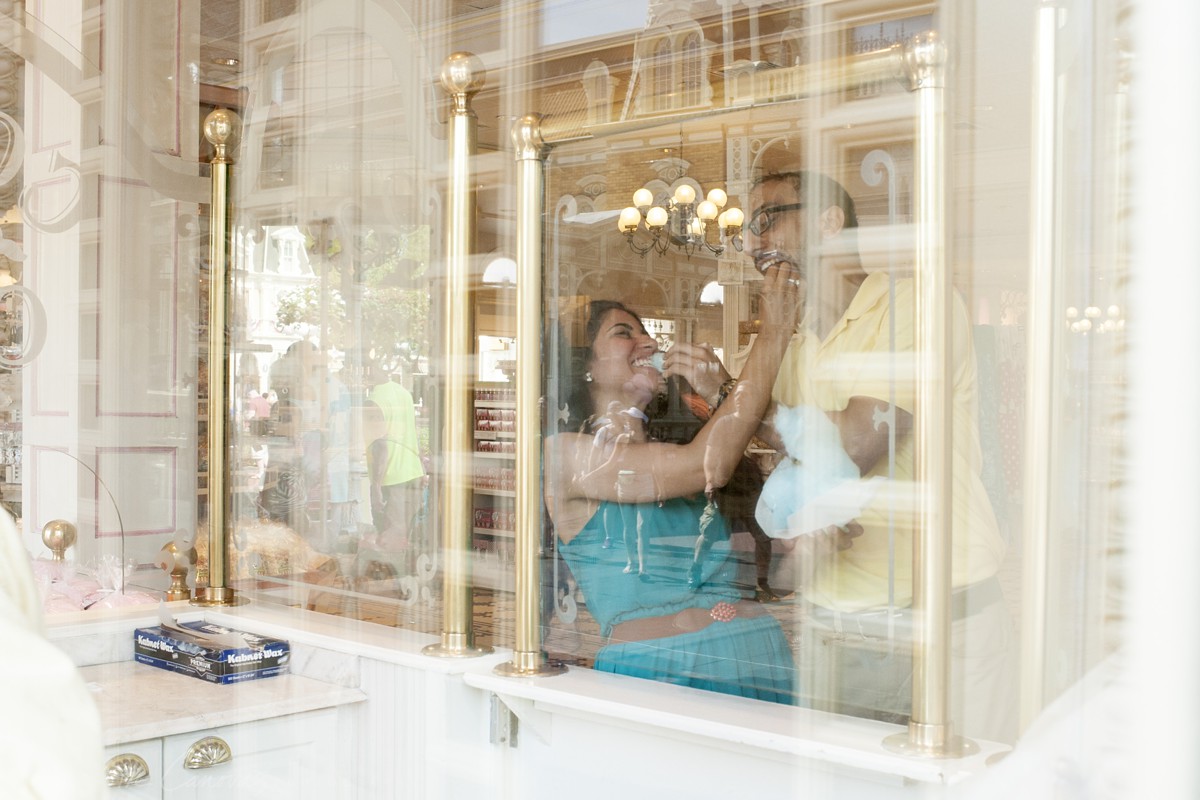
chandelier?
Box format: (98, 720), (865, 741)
(618, 184), (744, 258)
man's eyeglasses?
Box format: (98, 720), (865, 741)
(747, 203), (805, 236)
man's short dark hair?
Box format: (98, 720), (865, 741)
(753, 170), (859, 229)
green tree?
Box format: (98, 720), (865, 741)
(274, 225), (431, 364)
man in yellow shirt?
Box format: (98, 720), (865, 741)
(672, 170), (1015, 743)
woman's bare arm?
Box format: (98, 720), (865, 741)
(545, 264), (801, 532)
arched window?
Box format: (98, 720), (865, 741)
(653, 38), (673, 111)
(582, 60), (611, 126)
(779, 29), (805, 67)
(779, 39), (795, 67)
(681, 32), (702, 107)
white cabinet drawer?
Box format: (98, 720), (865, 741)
(160, 707), (338, 798)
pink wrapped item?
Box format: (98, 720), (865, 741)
(82, 555), (159, 610)
(31, 557), (101, 613)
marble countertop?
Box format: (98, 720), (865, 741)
(81, 661), (366, 746)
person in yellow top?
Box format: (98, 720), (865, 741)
(365, 362), (426, 550)
(668, 169), (1015, 743)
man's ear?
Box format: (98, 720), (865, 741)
(818, 205), (845, 239)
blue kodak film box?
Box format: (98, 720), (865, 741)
(133, 621), (290, 685)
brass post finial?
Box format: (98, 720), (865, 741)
(895, 30), (947, 91)
(203, 108), (241, 163)
(41, 519), (76, 562)
(158, 537), (197, 602)
(440, 52), (486, 115)
(511, 114), (545, 162)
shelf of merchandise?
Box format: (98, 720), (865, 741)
(472, 385), (518, 591)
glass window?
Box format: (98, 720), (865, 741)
(10, 0), (1172, 794)
(653, 37), (673, 113)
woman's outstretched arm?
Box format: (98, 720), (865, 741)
(546, 262), (802, 515)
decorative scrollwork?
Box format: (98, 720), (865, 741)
(416, 551), (438, 583)
(397, 574), (417, 606)
(555, 581), (578, 624)
(18, 149), (80, 234)
(0, 286), (46, 369)
(0, 111), (25, 188)
(860, 148), (899, 227)
(860, 148), (896, 190)
(183, 736), (233, 770)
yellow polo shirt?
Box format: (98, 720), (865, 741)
(773, 271), (1006, 612)
(367, 381), (426, 486)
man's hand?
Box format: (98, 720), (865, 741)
(794, 521), (864, 588)
(663, 341), (730, 406)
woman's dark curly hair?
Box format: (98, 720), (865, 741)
(548, 299), (642, 433)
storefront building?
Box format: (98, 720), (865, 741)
(1, 0), (1195, 796)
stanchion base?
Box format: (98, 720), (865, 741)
(882, 729), (979, 759)
(493, 659), (568, 678)
(189, 587), (248, 607)
(422, 642), (495, 659)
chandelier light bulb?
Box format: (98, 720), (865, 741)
(645, 206), (669, 228)
(720, 207), (744, 228)
(618, 206), (642, 233)
(673, 184), (696, 204)
(696, 200), (719, 221)
(1084, 306), (1101, 319)
(632, 188), (654, 209)
(706, 188), (727, 208)
(689, 217), (704, 238)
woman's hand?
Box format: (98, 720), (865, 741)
(663, 341), (729, 406)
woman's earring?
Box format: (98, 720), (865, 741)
(584, 371), (593, 382)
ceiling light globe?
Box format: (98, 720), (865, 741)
(618, 207), (642, 232)
(673, 184), (696, 204)
(645, 206), (669, 228)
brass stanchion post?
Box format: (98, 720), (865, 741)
(883, 32), (974, 757)
(1018, 1), (1060, 733)
(193, 108), (244, 607)
(424, 52), (493, 658)
(495, 114), (565, 678)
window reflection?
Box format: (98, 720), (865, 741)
(0, 0), (1119, 751)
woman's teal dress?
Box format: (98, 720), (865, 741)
(558, 496), (797, 704)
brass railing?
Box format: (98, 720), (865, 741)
(494, 114), (566, 678)
(881, 32), (971, 757)
(423, 52), (493, 659)
(193, 108), (242, 608)
(1018, 2), (1059, 731)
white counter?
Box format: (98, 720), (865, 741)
(81, 660), (365, 746)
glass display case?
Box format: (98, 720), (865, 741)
(3, 0), (1195, 796)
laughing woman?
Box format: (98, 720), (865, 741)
(544, 262), (802, 704)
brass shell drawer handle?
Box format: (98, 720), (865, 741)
(105, 753), (150, 787)
(183, 736), (233, 769)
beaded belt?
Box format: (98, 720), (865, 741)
(608, 599), (768, 644)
